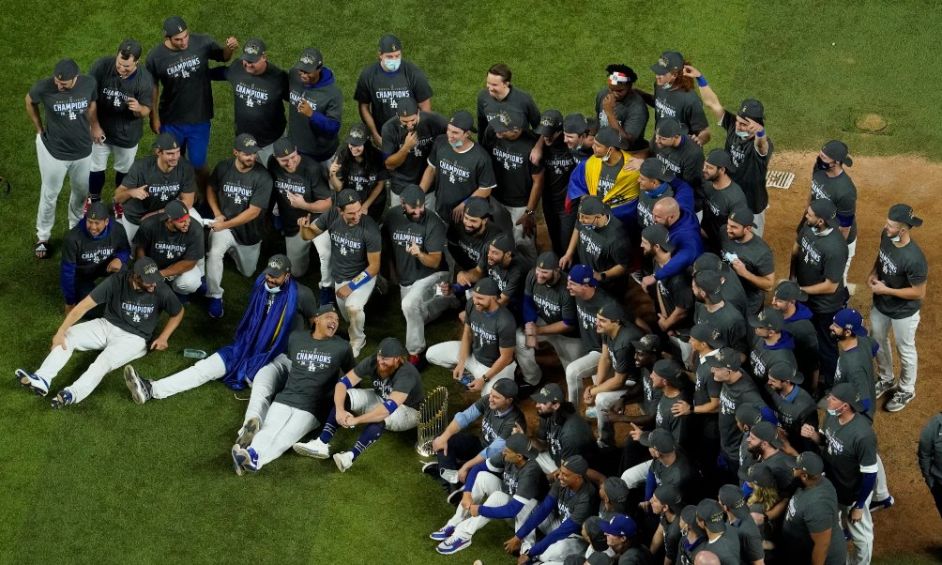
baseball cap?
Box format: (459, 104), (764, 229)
(705, 347), (742, 371)
(234, 133), (260, 154)
(489, 110), (525, 133)
(562, 455), (589, 477)
(579, 195), (608, 216)
(346, 124), (368, 146)
(696, 499), (727, 532)
(694, 270), (723, 298)
(473, 277), (500, 297)
(164, 200), (189, 222)
(794, 451), (825, 476)
(599, 514), (637, 538)
(631, 334), (661, 353)
(395, 97), (418, 118)
(563, 113), (588, 135)
(535, 251), (559, 270)
(568, 264), (597, 287)
(888, 203), (923, 227)
(504, 433), (535, 458)
(117, 38), (143, 60)
(297, 48), (324, 72)
(463, 197), (490, 219)
(641, 223), (675, 252)
(492, 378), (518, 400)
(597, 302), (627, 324)
(400, 184), (426, 207)
(718, 484), (746, 509)
(809, 198), (839, 227)
(829, 382), (863, 412)
(680, 506), (704, 535)
(747, 462), (776, 488)
(336, 189), (360, 208)
(652, 359), (685, 388)
(315, 303), (337, 316)
(767, 360), (803, 384)
(263, 254), (291, 277)
(833, 308), (868, 336)
(594, 126), (621, 148)
(655, 118), (683, 138)
(773, 280), (808, 302)
(535, 109), (564, 136)
(706, 149), (737, 172)
(603, 476), (629, 503)
(639, 158), (675, 182)
(737, 99), (765, 121)
(273, 138), (297, 158)
(689, 323), (724, 349)
(377, 337), (406, 358)
(489, 233), (514, 254)
(640, 428), (676, 453)
(654, 483), (683, 510)
(86, 201), (110, 221)
(241, 38), (266, 63)
(692, 252), (724, 274)
(54, 59), (80, 81)
(651, 51), (684, 75)
(728, 206), (756, 228)
(153, 132), (180, 151)
(735, 403), (763, 426)
(822, 140), (853, 166)
(134, 257), (162, 285)
(162, 16), (187, 37)
(749, 306), (785, 332)
(750, 421), (784, 449)
(449, 110), (475, 133)
(532, 383), (564, 404)
(378, 33), (402, 54)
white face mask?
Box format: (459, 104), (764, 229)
(265, 282), (282, 294)
(826, 408), (841, 417)
(735, 130), (750, 139)
(889, 233), (902, 243)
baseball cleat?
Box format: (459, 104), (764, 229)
(436, 536), (472, 555)
(50, 389), (74, 409)
(123, 365), (152, 404)
(208, 297), (224, 319)
(333, 451), (354, 473)
(16, 369), (49, 397)
(886, 391), (915, 412)
(421, 461), (439, 477)
(293, 438), (330, 459)
(231, 444), (248, 476)
(429, 525), (455, 542)
(446, 488), (464, 506)
(236, 417), (261, 448)
(874, 379), (895, 399)
(869, 495), (895, 512)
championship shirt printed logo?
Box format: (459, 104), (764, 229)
(810, 178), (830, 200)
(824, 427), (845, 456)
(719, 389), (736, 415)
(576, 304), (598, 332)
(654, 98), (678, 119)
(533, 293), (561, 317)
(470, 320), (498, 347)
(148, 182), (183, 202)
(155, 241), (187, 260)
(102, 87), (128, 109)
(53, 97), (89, 120)
(438, 159), (472, 185)
(878, 248), (898, 275)
(375, 88), (411, 108)
(373, 378), (394, 399)
(503, 471), (519, 495)
(481, 418), (497, 443)
(655, 154), (682, 174)
(223, 182), (255, 205)
(275, 178), (306, 196)
(331, 232), (364, 257)
(785, 497), (797, 521)
(236, 82), (271, 108)
(729, 144), (747, 167)
(391, 229), (424, 248)
(166, 55), (201, 79)
(122, 301), (156, 324)
(80, 247), (115, 263)
(289, 90), (318, 111)
(492, 146), (524, 171)
(579, 233), (603, 259)
(459, 239), (483, 264)
(799, 235), (822, 265)
(546, 155), (575, 176)
(296, 350), (333, 372)
(750, 351), (766, 378)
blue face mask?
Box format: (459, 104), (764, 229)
(265, 282), (282, 294)
(735, 130), (750, 139)
(826, 408), (840, 417)
(449, 139), (463, 149)
(383, 58), (401, 72)
(648, 182), (669, 197)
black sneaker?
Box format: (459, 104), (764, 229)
(446, 488), (464, 506)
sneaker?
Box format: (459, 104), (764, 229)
(237, 416), (261, 448)
(231, 444), (249, 476)
(293, 438), (330, 459)
(16, 368), (49, 397)
(869, 495), (895, 512)
(429, 525), (455, 542)
(123, 365), (152, 404)
(446, 488), (464, 506)
(82, 196), (98, 215)
(195, 277), (208, 297)
(112, 201), (124, 219)
(436, 536), (472, 555)
(208, 297), (224, 319)
(421, 461), (439, 477)
(333, 451), (354, 472)
(50, 389), (74, 409)
(874, 379), (896, 399)
(886, 391), (915, 412)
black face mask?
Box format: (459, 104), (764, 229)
(815, 157), (833, 171)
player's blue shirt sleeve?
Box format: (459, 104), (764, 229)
(479, 497), (525, 520)
(309, 112), (341, 135)
(670, 176), (696, 214)
(528, 518), (581, 557)
(516, 494), (557, 540)
(454, 404), (483, 430)
(480, 437), (507, 460)
(644, 467), (657, 501)
(463, 461), (489, 493)
(60, 261), (78, 305)
(522, 294), (538, 324)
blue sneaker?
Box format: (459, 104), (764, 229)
(869, 495), (895, 512)
(208, 297), (224, 319)
(429, 525), (454, 541)
(50, 389), (74, 409)
(195, 277), (208, 297)
(436, 536), (472, 555)
(16, 368), (49, 397)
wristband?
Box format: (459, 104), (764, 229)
(340, 376), (354, 389)
(348, 271), (373, 290)
(382, 399), (399, 414)
(756, 129), (766, 138)
(696, 76), (708, 88)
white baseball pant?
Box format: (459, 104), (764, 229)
(335, 277), (376, 357)
(35, 134), (90, 241)
(347, 388), (420, 431)
(206, 228), (262, 299)
(514, 323), (583, 385)
(249, 401), (319, 469)
(521, 515), (588, 564)
(620, 460), (653, 488)
(400, 271), (458, 355)
(444, 471), (537, 544)
(870, 307), (920, 394)
(565, 351), (602, 405)
(89, 142), (137, 174)
(242, 354), (291, 425)
(425, 341), (517, 397)
(167, 264), (203, 295)
(839, 493), (873, 565)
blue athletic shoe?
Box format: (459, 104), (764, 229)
(208, 297), (224, 319)
(50, 389), (74, 409)
(436, 536), (472, 555)
(429, 525), (454, 541)
(195, 277), (208, 297)
(16, 368), (49, 397)
(869, 495), (895, 512)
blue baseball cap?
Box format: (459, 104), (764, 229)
(568, 264), (597, 287)
(833, 308), (867, 336)
(599, 514), (637, 538)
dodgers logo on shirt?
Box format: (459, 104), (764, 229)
(122, 301), (156, 324)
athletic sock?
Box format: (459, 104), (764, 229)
(114, 171), (126, 190)
(88, 170), (106, 199)
(351, 422), (386, 460)
(319, 408), (339, 443)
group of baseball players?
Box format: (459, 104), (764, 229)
(16, 15), (940, 565)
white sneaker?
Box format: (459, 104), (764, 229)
(333, 451), (354, 472)
(293, 438), (330, 459)
(16, 369), (49, 397)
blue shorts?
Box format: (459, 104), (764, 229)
(161, 122), (211, 168)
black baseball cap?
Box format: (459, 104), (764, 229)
(795, 451), (825, 476)
(492, 378), (518, 400)
(504, 433), (535, 458)
(689, 323), (724, 349)
(641, 223), (675, 252)
(692, 252), (724, 274)
(639, 158), (674, 183)
(241, 38), (266, 62)
(652, 359), (685, 388)
(718, 484), (746, 509)
(750, 421), (784, 449)
(532, 383), (564, 404)
(378, 33), (402, 54)
(535, 109), (564, 136)
(594, 126), (621, 148)
(315, 303), (337, 316)
(821, 140), (853, 166)
(735, 403), (762, 426)
(773, 280), (808, 302)
(563, 113), (588, 135)
(706, 149), (737, 172)
(117, 39), (143, 60)
(346, 124), (368, 146)
(829, 382), (863, 412)
(489, 233), (514, 254)
(336, 189), (360, 208)
(133, 257), (162, 285)
(263, 254), (291, 277)
(631, 334), (661, 353)
(86, 201), (110, 221)
(153, 132), (180, 151)
(705, 347), (742, 371)
(463, 197), (490, 219)
(640, 428), (675, 453)
(749, 306), (785, 332)
(737, 99), (765, 121)
(651, 51), (684, 75)
(767, 360), (803, 384)
(400, 184), (426, 207)
(888, 203), (923, 227)
(728, 206), (756, 228)
(297, 48), (324, 72)
(809, 198), (839, 227)
(273, 138), (297, 158)
(579, 195), (608, 216)
(54, 59), (79, 81)
(234, 133), (260, 154)
(162, 16), (187, 37)
(473, 277), (500, 297)
(535, 251), (559, 270)
(489, 110), (525, 133)
(655, 118), (683, 138)
(449, 110), (475, 133)
(597, 302), (627, 324)
(561, 455), (589, 476)
(377, 337), (406, 357)
(695, 499), (727, 533)
(694, 270), (723, 298)
(164, 200), (189, 222)
(654, 483), (683, 509)
(395, 97), (418, 118)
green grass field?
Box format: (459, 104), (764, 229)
(2, 1), (940, 563)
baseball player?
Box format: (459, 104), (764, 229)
(565, 264), (616, 406)
(560, 196), (632, 295)
(287, 47), (343, 163)
(683, 65), (772, 234)
(531, 383), (597, 477)
(292, 337), (423, 472)
(637, 157), (695, 230)
(596, 64), (649, 153)
(26, 58), (101, 258)
(60, 201), (130, 311)
(133, 200), (204, 299)
(645, 51), (710, 145)
(745, 421), (798, 496)
(380, 97), (448, 208)
(231, 304), (355, 475)
(420, 110), (497, 226)
(708, 347), (768, 481)
(534, 109), (579, 256)
(748, 306), (798, 384)
(328, 124), (389, 222)
(717, 484), (764, 565)
(147, 16), (237, 189)
(676, 504), (708, 564)
(383, 184), (455, 365)
(808, 140), (858, 284)
(869, 203), (928, 412)
(459, 234), (529, 313)
(700, 149), (746, 249)
(640, 196), (704, 293)
(723, 207), (775, 315)
(122, 254), (318, 404)
(693, 499), (741, 564)
(476, 63), (541, 146)
(918, 412), (942, 519)
(692, 253), (749, 319)
(765, 361), (818, 454)
(17, 257), (183, 408)
(829, 308), (877, 419)
(649, 482), (684, 561)
(621, 360), (692, 474)
(204, 133), (274, 318)
(562, 113), (596, 163)
(87, 39), (153, 211)
(300, 189), (382, 356)
(781, 451), (847, 565)
(693, 270), (749, 354)
(444, 198), (505, 290)
(431, 433), (542, 555)
(356, 33), (433, 147)
(641, 224), (695, 364)
(426, 278), (517, 396)
(211, 38), (288, 165)
(267, 138), (332, 281)
(770, 280), (820, 391)
(652, 119), (705, 210)
(566, 126), (641, 230)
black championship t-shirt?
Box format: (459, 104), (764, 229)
(721, 233), (774, 315)
(782, 478), (847, 565)
(525, 270), (577, 328)
(133, 213), (204, 269)
(146, 34), (225, 124)
(873, 233), (928, 318)
(576, 216), (631, 278)
(484, 128), (543, 208)
(427, 137), (497, 219)
(268, 153), (331, 237)
(702, 180), (747, 246)
(604, 324), (643, 376)
(596, 87), (649, 151)
(287, 68), (344, 160)
(121, 156), (197, 225)
(355, 60), (433, 128)
(575, 288), (616, 352)
(89, 56), (154, 148)
(474, 396), (526, 445)
(314, 207), (383, 282)
(353, 356), (424, 409)
(794, 225), (848, 313)
(723, 111), (773, 213)
(222, 62), (288, 146)
(89, 271), (182, 340)
(276, 330), (355, 415)
(654, 85), (708, 133)
(476, 86), (541, 143)
(657, 270), (695, 331)
(62, 220), (130, 277)
(30, 75), (97, 160)
(383, 206), (447, 286)
(548, 479), (597, 526)
(821, 413), (878, 505)
(810, 170), (857, 243)
(655, 139), (704, 198)
(381, 111), (449, 191)
(465, 301), (516, 367)
(447, 220), (503, 271)
(486, 453), (543, 500)
(718, 378), (766, 460)
(694, 302), (748, 353)
(541, 136), (579, 204)
(210, 158), (273, 245)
